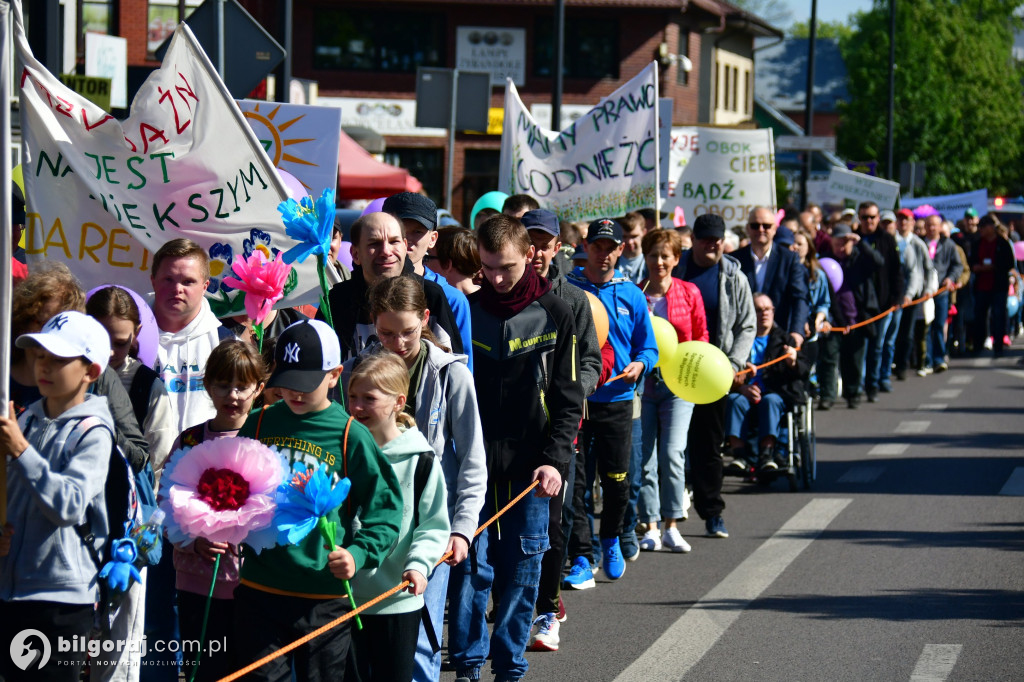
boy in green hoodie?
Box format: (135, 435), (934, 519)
(234, 319), (402, 682)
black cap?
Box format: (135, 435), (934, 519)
(831, 223), (854, 238)
(586, 218), (623, 245)
(383, 192), (437, 230)
(266, 320), (342, 393)
(522, 209), (560, 238)
(692, 214), (726, 240)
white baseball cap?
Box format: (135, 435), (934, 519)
(16, 311), (112, 372)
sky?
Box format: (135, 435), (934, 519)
(780, 0), (876, 27)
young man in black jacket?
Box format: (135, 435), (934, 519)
(447, 214), (583, 682)
(969, 213), (1015, 358)
(321, 211), (462, 361)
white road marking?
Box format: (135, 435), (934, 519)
(916, 404), (948, 412)
(947, 375), (973, 385)
(931, 389), (962, 400)
(909, 644), (962, 681)
(998, 467), (1024, 496)
(613, 499), (852, 682)
(868, 443), (909, 456)
(895, 421), (931, 434)
(972, 356), (991, 367)
(838, 466), (885, 483)
(996, 369), (1024, 380)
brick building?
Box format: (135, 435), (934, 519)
(18, 0), (779, 223)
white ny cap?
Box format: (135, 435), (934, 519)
(16, 311), (112, 372)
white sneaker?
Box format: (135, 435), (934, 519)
(529, 613), (560, 652)
(639, 528), (662, 551)
(662, 527), (692, 553)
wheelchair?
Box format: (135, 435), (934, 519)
(724, 394), (816, 492)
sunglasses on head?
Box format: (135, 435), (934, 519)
(748, 222), (773, 231)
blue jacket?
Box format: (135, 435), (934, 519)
(566, 267), (658, 403)
(424, 267), (473, 372)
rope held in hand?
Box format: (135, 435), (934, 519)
(215, 480), (541, 682)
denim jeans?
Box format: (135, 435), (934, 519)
(638, 374), (694, 523)
(927, 291), (952, 365)
(879, 306), (902, 384)
(448, 481), (549, 682)
(864, 314), (893, 392)
(726, 391), (786, 443)
(412, 561), (450, 682)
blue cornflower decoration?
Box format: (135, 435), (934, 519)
(278, 188), (336, 265)
(275, 463), (351, 546)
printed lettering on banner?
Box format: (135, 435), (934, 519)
(662, 127), (777, 224)
(12, 0), (318, 319)
(498, 63), (660, 222)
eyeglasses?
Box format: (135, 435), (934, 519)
(748, 222), (774, 231)
(859, 214), (879, 221)
(208, 383), (259, 400)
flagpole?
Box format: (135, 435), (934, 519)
(0, 0), (14, 526)
(652, 61), (661, 220)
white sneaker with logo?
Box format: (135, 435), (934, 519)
(662, 527), (692, 553)
(529, 613), (560, 651)
(639, 528), (662, 551)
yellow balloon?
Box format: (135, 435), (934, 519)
(649, 315), (678, 369)
(661, 340), (734, 404)
(586, 291), (609, 348)
(12, 164), (24, 197)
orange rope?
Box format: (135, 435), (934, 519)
(216, 480), (541, 682)
(735, 283), (955, 378)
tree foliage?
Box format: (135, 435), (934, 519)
(837, 0), (1024, 195)
(789, 19), (858, 42)
(729, 0), (793, 31)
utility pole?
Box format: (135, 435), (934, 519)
(552, 0), (564, 131)
(800, 0), (817, 210)
(886, 0), (896, 180)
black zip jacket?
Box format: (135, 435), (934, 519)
(469, 291), (584, 482)
(822, 241), (885, 330)
(859, 229), (905, 309)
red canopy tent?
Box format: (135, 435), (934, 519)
(337, 129), (422, 201)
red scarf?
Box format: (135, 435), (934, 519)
(478, 264), (551, 320)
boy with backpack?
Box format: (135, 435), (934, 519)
(234, 319), (403, 681)
(0, 311), (115, 681)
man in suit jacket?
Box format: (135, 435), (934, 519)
(734, 206), (809, 348)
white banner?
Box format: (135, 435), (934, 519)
(15, 4), (318, 319)
(902, 189), (988, 220)
(663, 126), (776, 225)
(824, 167), (900, 210)
(236, 99), (341, 197)
(499, 63), (659, 222)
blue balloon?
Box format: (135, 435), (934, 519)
(1007, 296), (1021, 317)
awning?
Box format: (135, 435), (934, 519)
(337, 130), (422, 201)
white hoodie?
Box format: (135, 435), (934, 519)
(154, 298), (223, 432)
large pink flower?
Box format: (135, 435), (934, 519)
(222, 251), (293, 325)
(160, 437), (286, 545)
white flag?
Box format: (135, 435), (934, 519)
(499, 63), (659, 222)
(13, 0), (318, 317)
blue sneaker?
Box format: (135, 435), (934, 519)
(620, 529), (640, 562)
(563, 556), (596, 590)
(705, 515), (729, 538)
(601, 538), (626, 580)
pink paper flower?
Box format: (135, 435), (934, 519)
(222, 251), (293, 325)
(160, 437), (286, 545)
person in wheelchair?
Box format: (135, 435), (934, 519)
(725, 293), (812, 475)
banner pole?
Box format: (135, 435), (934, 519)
(652, 61), (661, 219)
(445, 69), (458, 213)
(0, 0), (14, 526)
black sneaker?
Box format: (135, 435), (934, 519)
(865, 390), (877, 403)
(757, 446), (778, 472)
(818, 399), (833, 411)
(725, 458), (751, 476)
(846, 395), (860, 409)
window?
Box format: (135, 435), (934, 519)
(714, 61), (719, 110)
(462, 149), (501, 224)
(313, 10), (444, 72)
(731, 65), (738, 112)
(535, 16), (618, 79)
(744, 69), (751, 115)
(147, 1), (201, 56)
(81, 1), (115, 36)
(722, 63), (730, 111)
(383, 148), (443, 207)
(677, 31), (689, 86)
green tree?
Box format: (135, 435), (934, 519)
(729, 0), (793, 30)
(789, 19), (857, 42)
(837, 0), (1024, 195)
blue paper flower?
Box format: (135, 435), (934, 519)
(275, 463), (351, 546)
(278, 188), (336, 265)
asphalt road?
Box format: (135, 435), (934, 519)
(440, 345), (1024, 682)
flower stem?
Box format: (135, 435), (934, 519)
(344, 579), (363, 630)
(188, 553), (220, 682)
(254, 322), (264, 354)
(316, 254), (334, 328)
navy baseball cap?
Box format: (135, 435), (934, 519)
(775, 224), (795, 246)
(586, 218), (623, 245)
(522, 209), (560, 238)
(266, 320), (342, 393)
(383, 192), (437, 230)
(692, 214), (726, 240)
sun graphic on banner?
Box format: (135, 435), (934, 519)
(243, 104), (317, 192)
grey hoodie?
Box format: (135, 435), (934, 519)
(0, 394), (114, 604)
(343, 340), (487, 541)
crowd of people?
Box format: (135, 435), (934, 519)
(0, 187), (1021, 682)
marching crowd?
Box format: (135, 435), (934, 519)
(0, 187), (1020, 682)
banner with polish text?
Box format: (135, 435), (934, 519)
(498, 63), (659, 222)
(663, 127), (776, 226)
(13, 2), (318, 318)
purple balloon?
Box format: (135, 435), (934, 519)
(85, 284), (159, 369)
(276, 169), (307, 200)
(819, 257), (844, 292)
(361, 197), (387, 216)
(337, 241), (354, 269)
(1013, 240), (1024, 261)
